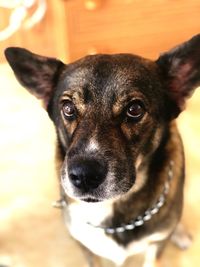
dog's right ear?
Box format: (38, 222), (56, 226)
(5, 47), (65, 108)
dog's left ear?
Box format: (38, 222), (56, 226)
(156, 34), (200, 116)
(5, 47), (65, 108)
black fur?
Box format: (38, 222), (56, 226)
(5, 34), (200, 264)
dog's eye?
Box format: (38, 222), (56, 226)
(126, 100), (145, 120)
(62, 100), (76, 118)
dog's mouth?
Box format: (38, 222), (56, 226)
(81, 197), (101, 203)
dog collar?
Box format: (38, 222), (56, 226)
(53, 160), (174, 235)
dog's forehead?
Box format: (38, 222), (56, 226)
(61, 54), (157, 98)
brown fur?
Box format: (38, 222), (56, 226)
(4, 34), (200, 266)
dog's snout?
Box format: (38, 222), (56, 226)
(68, 159), (107, 191)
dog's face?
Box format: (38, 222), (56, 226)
(48, 54), (170, 201)
(5, 35), (200, 202)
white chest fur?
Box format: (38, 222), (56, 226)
(66, 201), (169, 266)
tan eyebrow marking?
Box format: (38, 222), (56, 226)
(60, 90), (86, 114)
(112, 91), (145, 117)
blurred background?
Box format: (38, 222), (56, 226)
(0, 0), (200, 266)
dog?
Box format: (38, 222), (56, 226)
(5, 34), (200, 267)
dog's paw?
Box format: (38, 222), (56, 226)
(170, 223), (193, 250)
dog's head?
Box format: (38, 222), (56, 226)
(5, 35), (200, 202)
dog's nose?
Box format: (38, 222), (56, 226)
(68, 159), (107, 191)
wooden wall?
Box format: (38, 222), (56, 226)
(65, 0), (200, 61)
(0, 0), (200, 63)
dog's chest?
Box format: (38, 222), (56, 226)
(65, 202), (168, 265)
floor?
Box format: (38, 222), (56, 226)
(0, 63), (200, 267)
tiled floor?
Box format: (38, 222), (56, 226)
(0, 64), (200, 267)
